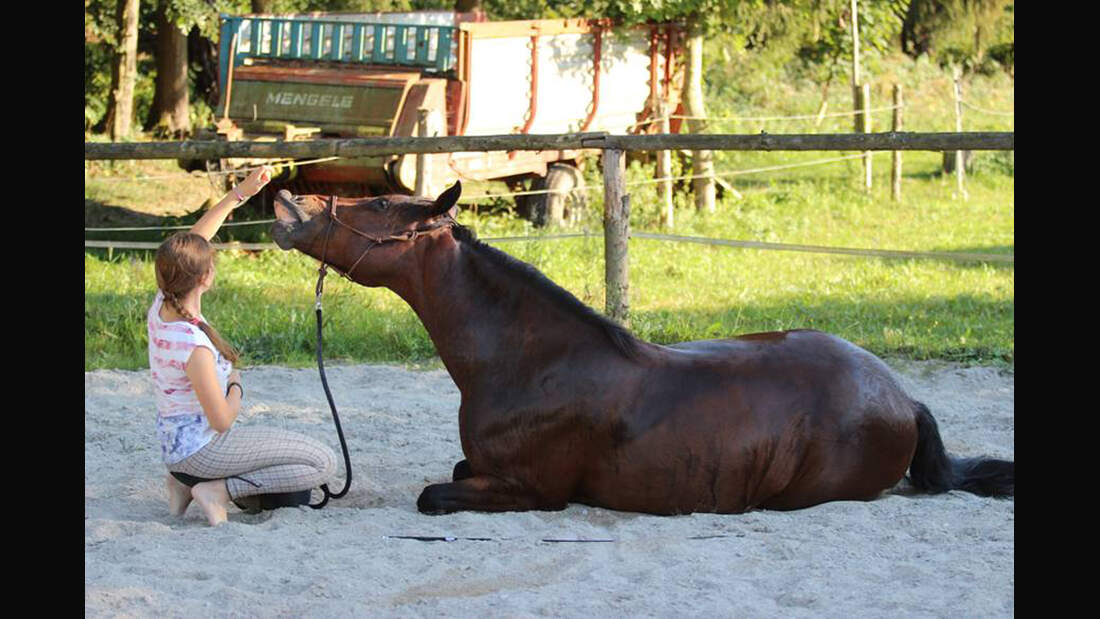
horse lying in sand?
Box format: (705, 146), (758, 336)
(271, 182), (1014, 515)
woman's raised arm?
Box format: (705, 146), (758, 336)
(189, 165), (275, 242)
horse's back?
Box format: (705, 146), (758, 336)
(660, 329), (909, 398)
(663, 328), (871, 364)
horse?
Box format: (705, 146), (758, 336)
(271, 182), (1014, 515)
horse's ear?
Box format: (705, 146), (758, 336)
(427, 181), (461, 219)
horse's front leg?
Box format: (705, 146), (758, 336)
(417, 475), (562, 514)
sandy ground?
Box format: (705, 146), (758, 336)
(85, 359), (1013, 617)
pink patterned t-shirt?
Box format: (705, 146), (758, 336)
(147, 291), (233, 464)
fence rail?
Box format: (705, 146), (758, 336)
(84, 234), (1014, 264)
(85, 130), (1015, 323)
(84, 131), (1014, 160)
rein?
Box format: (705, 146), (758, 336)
(309, 195), (455, 509)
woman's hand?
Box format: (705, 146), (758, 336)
(226, 369), (243, 401)
(234, 165), (275, 200)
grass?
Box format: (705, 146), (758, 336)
(84, 55), (1013, 371)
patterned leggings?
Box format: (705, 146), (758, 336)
(167, 426), (338, 500)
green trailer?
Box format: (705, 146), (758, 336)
(196, 11), (684, 225)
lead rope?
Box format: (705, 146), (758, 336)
(304, 195), (455, 508)
(309, 199), (352, 509)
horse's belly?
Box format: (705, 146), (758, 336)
(577, 413), (783, 514)
(575, 378), (917, 515)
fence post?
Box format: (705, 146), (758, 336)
(415, 108), (431, 197)
(860, 83), (872, 191)
(603, 149), (630, 326)
(657, 103), (674, 228)
(892, 83), (903, 202)
(952, 66), (968, 200)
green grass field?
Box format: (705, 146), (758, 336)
(85, 57), (1013, 371)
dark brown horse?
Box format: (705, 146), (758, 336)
(272, 182), (1014, 515)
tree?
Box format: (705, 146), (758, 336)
(901, 0), (1013, 72)
(682, 15), (716, 213)
(607, 1), (772, 213)
(104, 0), (141, 140)
(146, 0), (191, 137)
(144, 0), (253, 137)
(189, 26), (221, 110)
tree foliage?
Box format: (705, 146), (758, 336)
(84, 0), (1013, 135)
(902, 0), (1013, 73)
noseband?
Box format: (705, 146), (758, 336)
(315, 194), (456, 304)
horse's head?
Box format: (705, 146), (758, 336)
(271, 182), (462, 286)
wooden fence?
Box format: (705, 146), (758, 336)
(85, 131), (1015, 324)
(85, 132), (1012, 160)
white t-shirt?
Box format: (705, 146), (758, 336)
(146, 291), (233, 464)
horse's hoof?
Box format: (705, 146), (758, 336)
(417, 484), (453, 515)
(452, 460), (474, 481)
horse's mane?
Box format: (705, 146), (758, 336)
(451, 224), (641, 360)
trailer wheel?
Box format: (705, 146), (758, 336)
(524, 163), (586, 227)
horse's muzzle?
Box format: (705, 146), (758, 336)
(274, 190), (306, 223)
(272, 190), (308, 250)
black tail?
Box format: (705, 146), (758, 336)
(908, 401), (1014, 497)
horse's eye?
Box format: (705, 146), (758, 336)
(375, 199), (389, 210)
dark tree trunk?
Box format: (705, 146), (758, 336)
(455, 0), (482, 12)
(901, 0), (947, 58)
(146, 0), (190, 137)
(682, 14), (715, 213)
(251, 0), (274, 12)
(104, 0), (140, 140)
(188, 27), (220, 109)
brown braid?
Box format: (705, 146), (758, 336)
(155, 232), (241, 364)
(162, 290), (240, 364)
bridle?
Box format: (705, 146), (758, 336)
(307, 194), (455, 509)
(314, 195), (456, 303)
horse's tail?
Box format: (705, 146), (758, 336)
(908, 401), (1014, 497)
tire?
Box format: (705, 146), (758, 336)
(523, 163), (586, 227)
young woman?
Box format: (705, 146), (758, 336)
(148, 166), (337, 526)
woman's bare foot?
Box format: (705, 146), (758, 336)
(191, 480), (231, 526)
(166, 474), (193, 516)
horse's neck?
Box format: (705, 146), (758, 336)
(388, 239), (598, 391)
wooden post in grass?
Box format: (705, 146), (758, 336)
(892, 84), (903, 202)
(657, 103), (674, 228)
(603, 149), (630, 326)
(415, 108), (431, 197)
(952, 66), (968, 200)
(850, 0), (871, 191)
(860, 83), (872, 191)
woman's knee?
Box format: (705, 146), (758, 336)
(318, 443), (338, 480)
(274, 430), (337, 475)
(301, 436), (337, 481)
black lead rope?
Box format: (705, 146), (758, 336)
(309, 262), (353, 509)
(305, 195), (455, 509)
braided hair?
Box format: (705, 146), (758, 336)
(154, 232), (240, 364)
